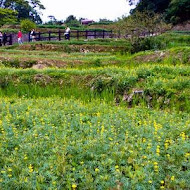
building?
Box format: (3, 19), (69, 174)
(81, 19), (94, 25)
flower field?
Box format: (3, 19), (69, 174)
(0, 98), (189, 189)
(0, 33), (190, 189)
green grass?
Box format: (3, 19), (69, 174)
(0, 31), (190, 189)
(0, 63), (189, 112)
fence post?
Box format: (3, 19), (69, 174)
(9, 34), (12, 45)
(38, 32), (41, 41)
(103, 30), (105, 39)
(85, 30), (88, 39)
(118, 30), (121, 38)
(48, 31), (51, 41)
(110, 30), (113, 38)
(77, 30), (79, 40)
(94, 30), (96, 39)
(28, 32), (31, 42)
(58, 30), (61, 41)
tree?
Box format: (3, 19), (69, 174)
(0, 0), (45, 23)
(0, 7), (17, 26)
(128, 0), (170, 14)
(48, 15), (56, 24)
(166, 0), (190, 24)
(117, 11), (170, 53)
(64, 15), (80, 27)
(128, 0), (190, 24)
(20, 19), (36, 32)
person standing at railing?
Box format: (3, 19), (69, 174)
(30, 29), (36, 42)
(17, 30), (23, 45)
(3, 32), (7, 46)
(64, 26), (71, 40)
(0, 31), (3, 46)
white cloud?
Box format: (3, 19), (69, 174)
(40, 0), (133, 22)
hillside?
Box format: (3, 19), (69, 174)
(0, 32), (189, 189)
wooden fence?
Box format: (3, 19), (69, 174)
(29, 30), (113, 42)
(0, 34), (13, 46)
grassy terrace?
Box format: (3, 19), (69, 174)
(0, 32), (189, 189)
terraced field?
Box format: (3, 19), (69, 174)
(0, 33), (189, 189)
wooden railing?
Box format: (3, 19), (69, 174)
(0, 34), (13, 46)
(29, 30), (113, 42)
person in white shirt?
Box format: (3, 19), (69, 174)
(64, 26), (71, 40)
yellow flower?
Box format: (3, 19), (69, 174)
(171, 176), (175, 181)
(72, 184), (77, 189)
(160, 180), (164, 184)
(160, 186), (165, 189)
(95, 168), (99, 172)
(1, 170), (5, 174)
(148, 180), (152, 184)
(115, 165), (119, 169)
(8, 168), (12, 172)
(52, 181), (56, 185)
(28, 164), (33, 173)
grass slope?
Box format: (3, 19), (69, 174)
(0, 32), (189, 189)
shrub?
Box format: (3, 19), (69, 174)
(21, 19), (36, 32)
(129, 37), (166, 54)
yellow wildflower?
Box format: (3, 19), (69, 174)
(171, 176), (175, 181)
(72, 184), (77, 189)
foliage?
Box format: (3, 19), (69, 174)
(64, 15), (80, 27)
(20, 19), (36, 32)
(0, 0), (45, 23)
(166, 0), (190, 24)
(117, 11), (170, 53)
(0, 32), (189, 189)
(0, 98), (189, 189)
(128, 0), (170, 13)
(0, 8), (17, 26)
(128, 0), (190, 24)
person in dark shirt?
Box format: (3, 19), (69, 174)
(3, 32), (7, 46)
(30, 29), (36, 42)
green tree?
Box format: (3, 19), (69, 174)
(117, 11), (170, 53)
(128, 0), (190, 24)
(20, 19), (36, 32)
(64, 15), (80, 27)
(0, 0), (45, 23)
(166, 0), (190, 24)
(0, 7), (17, 26)
(128, 0), (170, 13)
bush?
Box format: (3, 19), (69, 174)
(129, 37), (166, 54)
(21, 19), (36, 32)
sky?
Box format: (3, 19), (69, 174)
(40, 0), (134, 22)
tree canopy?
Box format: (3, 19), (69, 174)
(64, 15), (80, 27)
(0, 0), (45, 23)
(128, 0), (190, 24)
(0, 7), (17, 26)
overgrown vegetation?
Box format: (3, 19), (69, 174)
(0, 31), (189, 189)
